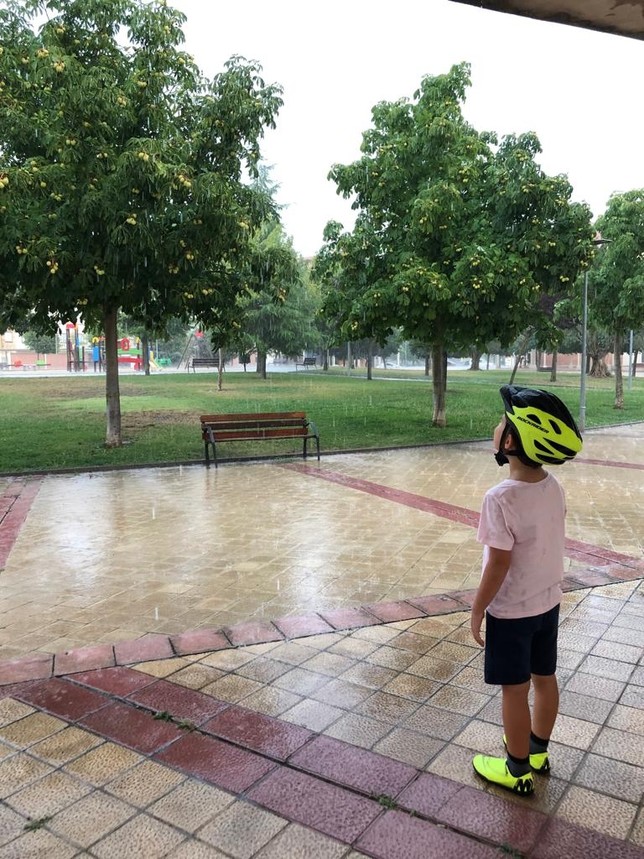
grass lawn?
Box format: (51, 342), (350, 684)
(0, 367), (642, 474)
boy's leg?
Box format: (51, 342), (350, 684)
(473, 614), (534, 795)
(531, 672), (559, 740)
(502, 681), (531, 760)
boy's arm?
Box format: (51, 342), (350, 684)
(470, 547), (512, 646)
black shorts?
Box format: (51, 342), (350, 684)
(484, 604), (560, 686)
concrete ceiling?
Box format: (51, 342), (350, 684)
(449, 0), (644, 40)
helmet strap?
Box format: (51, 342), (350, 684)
(495, 424), (512, 467)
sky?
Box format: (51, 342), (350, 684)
(171, 0), (643, 258)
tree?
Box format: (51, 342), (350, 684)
(21, 329), (57, 357)
(593, 191), (644, 408)
(316, 64), (593, 426)
(233, 221), (313, 379)
(0, 0), (282, 445)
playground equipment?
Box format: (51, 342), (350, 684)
(62, 320), (86, 372)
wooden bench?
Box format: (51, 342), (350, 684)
(296, 357), (318, 370)
(191, 356), (223, 372)
(200, 411), (320, 467)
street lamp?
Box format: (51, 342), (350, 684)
(579, 235), (610, 433)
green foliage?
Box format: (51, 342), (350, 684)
(593, 191), (644, 337)
(0, 0), (283, 442)
(315, 64), (593, 423)
(228, 220), (316, 361)
(21, 329), (57, 354)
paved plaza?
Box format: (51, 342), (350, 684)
(0, 426), (643, 857)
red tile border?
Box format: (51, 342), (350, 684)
(288, 734), (416, 798)
(356, 809), (500, 859)
(285, 464), (481, 527)
(16, 678), (109, 722)
(0, 653), (53, 685)
(203, 705), (313, 761)
(246, 766), (383, 844)
(78, 700), (183, 754)
(365, 601), (426, 623)
(68, 666), (157, 697)
(0, 680), (35, 700)
(576, 456), (644, 471)
(114, 633), (174, 665)
(436, 785), (547, 855)
(0, 479), (41, 569)
(224, 620), (285, 647)
(531, 818), (644, 859)
(568, 570), (617, 588)
(273, 613), (335, 638)
(155, 732), (276, 793)
(127, 679), (229, 725)
(170, 628), (230, 656)
(318, 606), (381, 630)
(406, 595), (465, 615)
(3, 563), (642, 685)
(287, 464), (643, 572)
(397, 772), (463, 817)
(445, 589), (477, 608)
(54, 643), (115, 676)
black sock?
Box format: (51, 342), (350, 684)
(530, 732), (549, 754)
(506, 751), (531, 777)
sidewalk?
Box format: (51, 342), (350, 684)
(0, 427), (643, 857)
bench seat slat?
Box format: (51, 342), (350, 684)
(202, 420), (307, 435)
(205, 427), (309, 442)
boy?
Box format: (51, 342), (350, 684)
(471, 385), (582, 796)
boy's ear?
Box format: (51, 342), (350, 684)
(503, 428), (516, 451)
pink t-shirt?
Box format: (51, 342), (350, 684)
(476, 471), (566, 619)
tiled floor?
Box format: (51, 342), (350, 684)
(0, 425), (643, 857)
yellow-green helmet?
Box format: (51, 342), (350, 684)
(499, 385), (582, 466)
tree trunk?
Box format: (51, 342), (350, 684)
(142, 333), (150, 376)
(550, 349), (558, 383)
(509, 354), (521, 385)
(614, 331), (624, 409)
(367, 342), (373, 381)
(509, 328), (533, 384)
(590, 354), (610, 377)
(535, 349), (543, 370)
(323, 349), (329, 372)
(256, 349), (267, 379)
(469, 347), (481, 371)
(104, 305), (122, 447)
(217, 347), (224, 391)
(431, 342), (446, 427)
(424, 353), (431, 376)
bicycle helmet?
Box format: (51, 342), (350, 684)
(496, 385), (582, 467)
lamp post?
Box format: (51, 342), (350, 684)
(579, 235), (610, 434)
(579, 268), (590, 433)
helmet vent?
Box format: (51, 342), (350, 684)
(527, 413), (542, 425)
(549, 420), (562, 435)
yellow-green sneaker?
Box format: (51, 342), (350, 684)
(472, 754), (534, 796)
(502, 735), (550, 774)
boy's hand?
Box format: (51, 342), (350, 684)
(470, 609), (485, 646)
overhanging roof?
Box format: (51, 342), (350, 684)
(449, 0), (644, 40)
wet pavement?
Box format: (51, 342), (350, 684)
(0, 426), (643, 857)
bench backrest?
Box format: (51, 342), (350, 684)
(201, 411), (311, 441)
